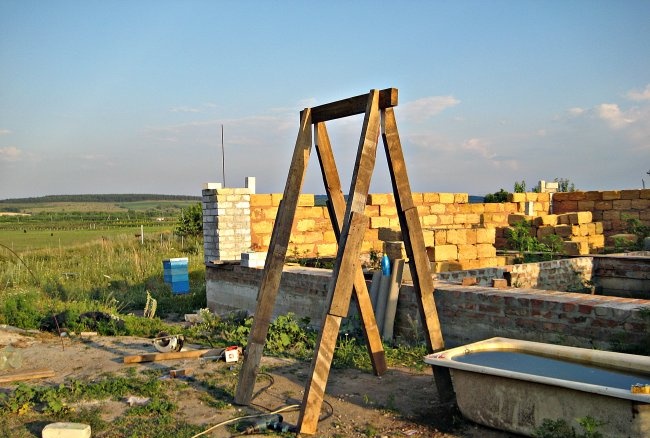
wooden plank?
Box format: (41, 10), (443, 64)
(234, 108), (313, 406)
(0, 368), (55, 384)
(302, 88), (397, 123)
(297, 313), (342, 434)
(315, 122), (386, 375)
(123, 349), (214, 364)
(381, 107), (455, 402)
(298, 209), (368, 434)
(328, 212), (369, 317)
(346, 89), (381, 215)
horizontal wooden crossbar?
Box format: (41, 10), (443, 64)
(301, 88), (398, 123)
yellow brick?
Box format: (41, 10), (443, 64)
(525, 193), (538, 202)
(438, 215), (454, 225)
(446, 229), (465, 245)
(364, 204), (380, 217)
(465, 229), (477, 245)
(367, 193), (392, 205)
(411, 192), (424, 204)
(430, 203), (446, 214)
(370, 216), (390, 228)
(250, 194), (273, 207)
(432, 244), (458, 261)
(477, 243), (496, 258)
(422, 230), (435, 247)
(298, 194), (314, 207)
(389, 218), (400, 228)
(466, 213), (481, 225)
(323, 230), (337, 243)
(315, 243), (337, 257)
(251, 220), (274, 234)
(457, 244), (477, 260)
(439, 193), (455, 203)
(455, 193), (469, 203)
(380, 205), (398, 216)
(421, 215), (439, 227)
(453, 214), (467, 225)
(295, 219), (315, 232)
(476, 227), (496, 244)
(588, 234), (605, 248)
(434, 230), (447, 245)
(423, 192), (440, 203)
(509, 193), (526, 202)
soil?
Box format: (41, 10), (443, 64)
(0, 327), (518, 438)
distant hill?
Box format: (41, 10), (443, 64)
(0, 194), (201, 203)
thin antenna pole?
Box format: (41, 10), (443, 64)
(221, 124), (226, 187)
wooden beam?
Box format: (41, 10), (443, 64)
(123, 349), (215, 364)
(298, 211), (368, 435)
(381, 107), (455, 402)
(315, 121), (386, 376)
(234, 108), (313, 406)
(299, 92), (382, 434)
(302, 88), (397, 123)
(0, 368), (55, 384)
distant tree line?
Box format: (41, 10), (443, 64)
(0, 194), (201, 203)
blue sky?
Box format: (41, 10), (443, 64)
(1, 0), (649, 199)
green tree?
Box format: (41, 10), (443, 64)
(484, 188), (510, 203)
(554, 178), (576, 192)
(513, 180), (526, 193)
(175, 203), (203, 237)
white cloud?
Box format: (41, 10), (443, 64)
(0, 146), (22, 162)
(400, 95), (460, 121)
(169, 106), (201, 113)
(0, 129), (12, 136)
(567, 107), (585, 116)
(626, 84), (650, 101)
(597, 103), (636, 129)
(462, 138), (495, 159)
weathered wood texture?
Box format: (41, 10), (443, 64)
(234, 109), (313, 405)
(315, 121), (387, 375)
(299, 91), (383, 434)
(123, 349), (214, 364)
(302, 88), (397, 123)
(298, 212), (368, 434)
(0, 368), (55, 383)
(381, 107), (455, 401)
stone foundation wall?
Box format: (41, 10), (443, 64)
(205, 263), (650, 350)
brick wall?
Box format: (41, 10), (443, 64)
(205, 264), (650, 350)
(553, 189), (650, 237)
(202, 186), (252, 263)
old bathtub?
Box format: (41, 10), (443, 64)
(424, 337), (650, 437)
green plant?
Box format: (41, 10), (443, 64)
(484, 188), (510, 203)
(555, 177), (576, 192)
(174, 202), (202, 237)
(514, 180), (527, 193)
(533, 416), (606, 438)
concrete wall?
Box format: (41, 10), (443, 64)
(205, 262), (650, 351)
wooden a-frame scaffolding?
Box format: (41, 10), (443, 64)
(234, 88), (454, 434)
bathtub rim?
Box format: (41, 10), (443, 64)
(424, 337), (650, 403)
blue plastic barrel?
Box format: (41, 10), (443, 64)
(162, 257), (189, 294)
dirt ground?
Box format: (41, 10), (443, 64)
(0, 327), (518, 438)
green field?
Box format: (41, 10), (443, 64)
(0, 226), (175, 252)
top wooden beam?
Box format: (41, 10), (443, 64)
(301, 88), (398, 123)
